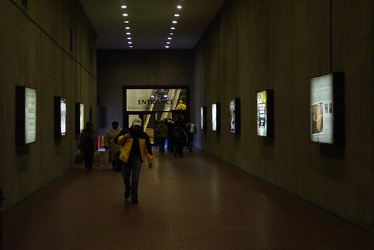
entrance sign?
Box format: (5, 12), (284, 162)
(125, 88), (187, 112)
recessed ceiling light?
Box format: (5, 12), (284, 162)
(124, 21), (129, 24)
(122, 13), (128, 17)
(126, 32), (131, 35)
(168, 37), (172, 40)
(121, 5), (127, 8)
(174, 14), (180, 17)
(177, 4), (182, 9)
(172, 20), (177, 24)
(125, 27), (130, 30)
(127, 37), (132, 40)
(169, 32), (174, 35)
(170, 27), (175, 30)
(165, 46), (170, 48)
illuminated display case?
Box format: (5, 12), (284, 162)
(75, 102), (84, 135)
(200, 106), (207, 131)
(16, 86), (37, 145)
(212, 103), (220, 131)
(229, 98), (240, 134)
(257, 90), (274, 137)
(54, 96), (67, 138)
(310, 72), (344, 145)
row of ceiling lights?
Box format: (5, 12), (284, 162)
(120, 3), (183, 49)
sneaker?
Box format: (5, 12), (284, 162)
(124, 190), (130, 199)
(131, 198), (138, 204)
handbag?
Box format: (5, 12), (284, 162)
(74, 151), (84, 164)
(93, 150), (101, 166)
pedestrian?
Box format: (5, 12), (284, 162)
(114, 118), (153, 204)
(78, 121), (97, 170)
(166, 118), (175, 153)
(172, 121), (187, 157)
(155, 119), (168, 154)
(185, 120), (197, 152)
(104, 121), (122, 171)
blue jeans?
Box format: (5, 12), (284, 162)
(122, 155), (141, 199)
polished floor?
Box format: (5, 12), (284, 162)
(4, 148), (374, 249)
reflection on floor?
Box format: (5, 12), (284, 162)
(4, 149), (374, 249)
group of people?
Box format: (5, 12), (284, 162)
(77, 117), (196, 204)
(155, 118), (197, 157)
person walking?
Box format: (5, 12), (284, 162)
(185, 121), (197, 152)
(155, 119), (168, 154)
(78, 121), (97, 170)
(104, 121), (122, 170)
(166, 118), (175, 153)
(172, 121), (187, 157)
(114, 118), (153, 204)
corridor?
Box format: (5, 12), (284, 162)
(4, 149), (374, 249)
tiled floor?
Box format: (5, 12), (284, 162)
(4, 149), (374, 249)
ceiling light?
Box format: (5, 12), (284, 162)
(165, 46), (170, 48)
(121, 5), (127, 8)
(124, 21), (129, 24)
(122, 13), (128, 17)
(127, 37), (132, 40)
(168, 37), (172, 40)
(174, 14), (180, 17)
(177, 4), (182, 9)
(170, 27), (175, 30)
(169, 32), (174, 35)
(166, 41), (171, 44)
(125, 27), (130, 30)
(172, 20), (177, 24)
(126, 32), (131, 35)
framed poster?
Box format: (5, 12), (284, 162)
(257, 90), (274, 137)
(200, 106), (207, 130)
(54, 96), (67, 138)
(75, 102), (84, 135)
(16, 86), (37, 145)
(212, 103), (220, 131)
(229, 98), (240, 134)
(310, 72), (344, 144)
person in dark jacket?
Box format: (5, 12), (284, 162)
(114, 118), (153, 204)
(155, 119), (168, 154)
(78, 121), (97, 170)
(172, 121), (187, 157)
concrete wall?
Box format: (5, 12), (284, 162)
(96, 50), (194, 136)
(194, 0), (374, 232)
(0, 0), (97, 210)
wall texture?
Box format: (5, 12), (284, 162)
(96, 50), (194, 136)
(194, 0), (374, 232)
(0, 0), (97, 211)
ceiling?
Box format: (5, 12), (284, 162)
(78, 0), (226, 50)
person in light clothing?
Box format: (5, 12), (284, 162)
(104, 121), (122, 169)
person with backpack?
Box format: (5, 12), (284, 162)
(172, 121), (187, 157)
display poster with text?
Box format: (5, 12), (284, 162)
(310, 74), (334, 143)
(25, 87), (37, 144)
(257, 91), (267, 136)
